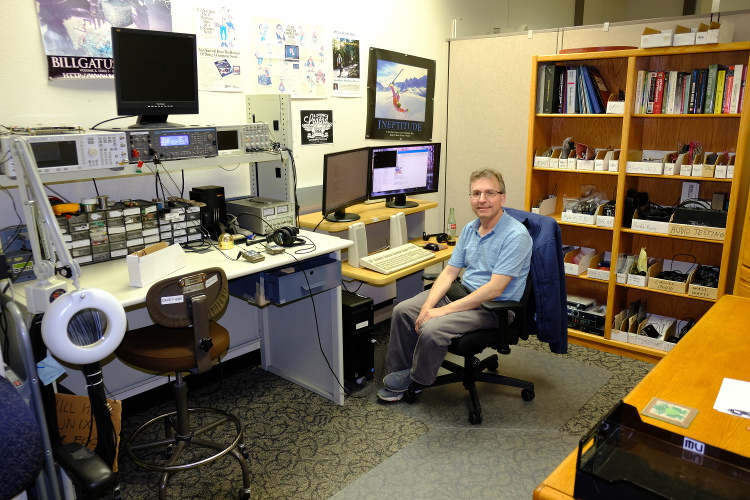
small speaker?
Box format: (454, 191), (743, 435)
(389, 211), (407, 247)
(347, 222), (367, 268)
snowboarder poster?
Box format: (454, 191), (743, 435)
(366, 48), (435, 141)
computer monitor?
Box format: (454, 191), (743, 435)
(369, 143), (441, 209)
(322, 148), (371, 222)
(111, 28), (199, 129)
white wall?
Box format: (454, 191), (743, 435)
(0, 0), (462, 230)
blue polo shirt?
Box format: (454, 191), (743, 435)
(447, 210), (532, 301)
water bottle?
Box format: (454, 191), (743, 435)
(447, 207), (457, 239)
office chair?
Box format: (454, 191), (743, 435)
(116, 267), (252, 500)
(405, 277), (535, 425)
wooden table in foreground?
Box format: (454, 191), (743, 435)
(533, 294), (750, 499)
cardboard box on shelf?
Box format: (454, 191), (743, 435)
(641, 27), (674, 48)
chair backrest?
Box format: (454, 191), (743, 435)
(145, 267), (229, 328)
(145, 267), (229, 374)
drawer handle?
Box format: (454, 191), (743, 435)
(302, 281), (325, 291)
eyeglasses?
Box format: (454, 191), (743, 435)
(469, 190), (502, 199)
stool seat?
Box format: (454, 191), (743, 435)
(116, 321), (229, 373)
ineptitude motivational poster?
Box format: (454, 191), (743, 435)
(366, 48), (435, 141)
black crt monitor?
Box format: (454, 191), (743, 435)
(111, 28), (199, 129)
(369, 143), (441, 208)
(322, 148), (371, 222)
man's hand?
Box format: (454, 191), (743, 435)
(415, 306), (449, 334)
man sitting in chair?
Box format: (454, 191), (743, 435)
(378, 168), (532, 401)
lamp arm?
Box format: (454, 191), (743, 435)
(13, 137), (81, 290)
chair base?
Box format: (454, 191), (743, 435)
(126, 407), (251, 500)
(405, 354), (535, 425)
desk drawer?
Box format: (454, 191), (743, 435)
(263, 256), (341, 304)
(229, 255), (341, 305)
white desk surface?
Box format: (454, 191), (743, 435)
(15, 229), (352, 308)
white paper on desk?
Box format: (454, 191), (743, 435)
(713, 378), (750, 419)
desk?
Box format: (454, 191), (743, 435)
(533, 294), (750, 499)
(10, 230), (352, 405)
(299, 199), (445, 308)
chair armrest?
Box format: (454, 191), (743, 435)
(481, 299), (526, 355)
(480, 300), (523, 313)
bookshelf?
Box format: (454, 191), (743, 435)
(526, 43), (750, 364)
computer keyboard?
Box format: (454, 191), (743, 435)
(359, 243), (435, 275)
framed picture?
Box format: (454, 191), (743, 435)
(366, 48), (435, 141)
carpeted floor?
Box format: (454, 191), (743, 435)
(114, 321), (652, 499)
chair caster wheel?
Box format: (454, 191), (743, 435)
(165, 444), (175, 458)
(404, 390), (417, 403)
(239, 487), (251, 500)
(469, 411), (483, 425)
(487, 359), (499, 371)
(521, 389), (535, 401)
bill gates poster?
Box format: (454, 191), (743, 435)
(366, 48), (435, 141)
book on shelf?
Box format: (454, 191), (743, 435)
(739, 65), (748, 113)
(578, 69), (590, 113)
(635, 70), (646, 114)
(536, 65), (546, 113)
(566, 66), (578, 113)
(665, 70), (679, 114)
(696, 67), (708, 114)
(653, 71), (666, 114)
(714, 67), (726, 114)
(581, 66), (604, 114)
(542, 64), (563, 113)
(723, 66), (735, 113)
(703, 64), (719, 114)
(645, 71), (656, 113)
(685, 68), (700, 114)
(730, 64), (744, 113)
(587, 66), (611, 110)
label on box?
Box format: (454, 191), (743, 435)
(608, 160), (619, 172)
(594, 159), (606, 171)
(561, 212), (596, 225)
(626, 161), (664, 175)
(631, 218), (669, 234)
(596, 215), (614, 228)
(534, 156), (549, 168)
(688, 284), (718, 300)
(628, 274), (648, 287)
(577, 159), (594, 171)
(587, 268), (609, 281)
(648, 278), (688, 294)
(123, 207), (140, 216)
(668, 224), (725, 241)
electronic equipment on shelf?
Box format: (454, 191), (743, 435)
(125, 127), (217, 162)
(0, 132), (129, 177)
(359, 243), (434, 275)
(214, 123), (272, 154)
(226, 197), (296, 235)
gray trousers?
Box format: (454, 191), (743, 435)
(384, 289), (500, 385)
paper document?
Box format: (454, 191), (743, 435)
(713, 378), (750, 419)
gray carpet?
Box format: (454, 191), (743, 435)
(114, 325), (652, 499)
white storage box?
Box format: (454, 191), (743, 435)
(127, 242), (186, 288)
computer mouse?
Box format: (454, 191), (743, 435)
(424, 243), (440, 251)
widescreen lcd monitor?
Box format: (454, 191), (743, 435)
(369, 143), (441, 208)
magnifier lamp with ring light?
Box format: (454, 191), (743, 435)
(13, 137), (126, 494)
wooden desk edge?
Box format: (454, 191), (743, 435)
(341, 240), (452, 285)
(299, 199), (439, 232)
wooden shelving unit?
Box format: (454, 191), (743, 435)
(526, 43), (750, 364)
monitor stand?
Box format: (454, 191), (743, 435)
(325, 210), (361, 223)
(127, 114), (185, 129)
(385, 194), (418, 209)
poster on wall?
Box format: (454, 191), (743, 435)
(36, 0), (172, 79)
(300, 110), (333, 145)
(332, 29), (360, 97)
(195, 5), (241, 92)
(252, 18), (328, 98)
(365, 48), (435, 141)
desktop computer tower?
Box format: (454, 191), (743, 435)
(341, 290), (375, 384)
(189, 185), (227, 239)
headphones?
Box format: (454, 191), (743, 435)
(423, 231), (449, 243)
(269, 226), (304, 247)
